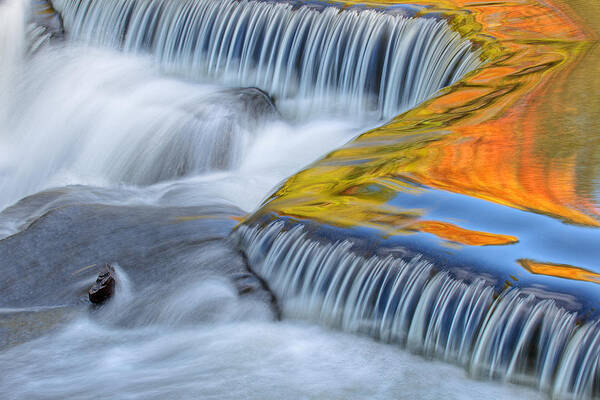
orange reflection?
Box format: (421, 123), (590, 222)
(245, 0), (600, 278)
(411, 220), (518, 246)
(519, 259), (600, 284)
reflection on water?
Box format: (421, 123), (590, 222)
(236, 4), (600, 392)
(1, 0), (599, 397)
(253, 0), (600, 286)
(518, 260), (600, 285)
(408, 220), (519, 246)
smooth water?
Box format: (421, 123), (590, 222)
(0, 0), (550, 398)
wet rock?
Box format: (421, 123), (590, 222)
(232, 271), (263, 295)
(118, 87), (281, 185)
(28, 0), (64, 53)
(232, 269), (281, 320)
(30, 0), (64, 38)
(227, 87), (279, 118)
(0, 196), (280, 346)
(0, 306), (74, 349)
(88, 264), (116, 304)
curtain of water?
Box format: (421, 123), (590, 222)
(0, 0), (26, 119)
(0, 46), (288, 210)
(53, 0), (482, 119)
(236, 221), (600, 398)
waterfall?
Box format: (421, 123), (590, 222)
(0, 0), (25, 75)
(236, 221), (600, 398)
(0, 45), (286, 208)
(0, 0), (26, 118)
(53, 0), (482, 119)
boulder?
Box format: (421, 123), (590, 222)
(0, 190), (280, 348)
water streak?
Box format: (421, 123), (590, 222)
(54, 0), (482, 119)
(0, 0), (26, 117)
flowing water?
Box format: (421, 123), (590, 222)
(237, 221), (600, 398)
(53, 0), (481, 119)
(0, 0), (556, 398)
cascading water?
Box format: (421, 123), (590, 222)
(0, 46), (282, 209)
(0, 0), (26, 118)
(0, 0), (484, 211)
(53, 0), (482, 119)
(236, 221), (600, 398)
(0, 0), (553, 399)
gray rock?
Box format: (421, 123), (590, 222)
(0, 187), (279, 347)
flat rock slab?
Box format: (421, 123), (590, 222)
(0, 193), (277, 348)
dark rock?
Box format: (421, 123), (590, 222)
(88, 264), (116, 304)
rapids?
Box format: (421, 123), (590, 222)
(0, 0), (556, 399)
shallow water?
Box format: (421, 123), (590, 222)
(0, 283), (544, 400)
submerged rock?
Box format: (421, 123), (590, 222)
(223, 87), (279, 119)
(117, 86), (281, 186)
(88, 264), (116, 304)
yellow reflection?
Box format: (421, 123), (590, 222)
(251, 0), (600, 239)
